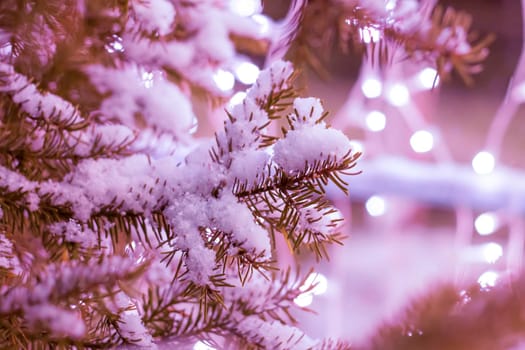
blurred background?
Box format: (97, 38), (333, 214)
(257, 0), (525, 345)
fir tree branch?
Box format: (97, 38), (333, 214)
(0, 257), (146, 349)
(0, 0), (369, 347)
(233, 149), (360, 259)
(0, 66), (135, 180)
(290, 0), (493, 84)
(363, 274), (525, 350)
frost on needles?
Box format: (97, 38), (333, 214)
(0, 58), (360, 349)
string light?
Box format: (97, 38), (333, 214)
(417, 67), (440, 89)
(365, 110), (386, 132)
(475, 212), (499, 236)
(234, 61), (260, 85)
(365, 195), (386, 217)
(361, 78), (383, 98)
(141, 71), (154, 89)
(213, 69), (235, 92)
(386, 83), (410, 106)
(187, 117), (198, 135)
(477, 270), (499, 289)
(301, 272), (328, 295)
(293, 293), (314, 307)
(482, 242), (503, 264)
(228, 0), (261, 17)
(294, 272), (328, 307)
(229, 91), (247, 107)
(472, 151), (495, 175)
(410, 130), (434, 153)
(349, 140), (365, 155)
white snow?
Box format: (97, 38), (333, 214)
(292, 97), (325, 124)
(25, 304), (86, 339)
(131, 0), (175, 35)
(0, 233), (22, 275)
(247, 60), (294, 101)
(0, 63), (83, 124)
(48, 221), (98, 249)
(273, 125), (352, 174)
(236, 315), (317, 349)
(87, 65), (195, 139)
(119, 308), (157, 348)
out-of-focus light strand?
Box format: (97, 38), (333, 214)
(234, 61), (260, 85)
(478, 270), (499, 289)
(359, 26), (381, 43)
(365, 110), (386, 132)
(366, 195), (386, 217)
(213, 69), (235, 92)
(387, 83), (410, 106)
(410, 130), (434, 153)
(417, 67), (440, 89)
(361, 78), (382, 98)
(475, 212), (499, 236)
(472, 151), (495, 175)
(482, 242), (503, 264)
(294, 272), (328, 307)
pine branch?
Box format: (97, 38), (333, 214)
(0, 66), (135, 180)
(224, 269), (309, 325)
(234, 151), (360, 259)
(290, 0), (493, 84)
(363, 274), (525, 350)
(141, 285), (233, 340)
(0, 257), (146, 348)
(0, 0), (370, 347)
(314, 338), (353, 350)
(234, 152), (360, 198)
(140, 269), (321, 348)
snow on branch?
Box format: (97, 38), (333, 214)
(0, 59), (361, 347)
(121, 0), (273, 95)
(86, 64), (196, 140)
(291, 0), (493, 83)
(0, 63), (136, 180)
(0, 63), (84, 125)
(0, 257), (145, 347)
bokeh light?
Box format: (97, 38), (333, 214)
(361, 78), (383, 98)
(410, 130), (434, 153)
(234, 61), (260, 85)
(417, 67), (440, 89)
(387, 83), (409, 106)
(482, 242), (503, 264)
(213, 69), (235, 92)
(475, 212), (499, 236)
(365, 110), (386, 132)
(472, 151), (495, 175)
(478, 270), (499, 289)
(366, 195), (386, 217)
